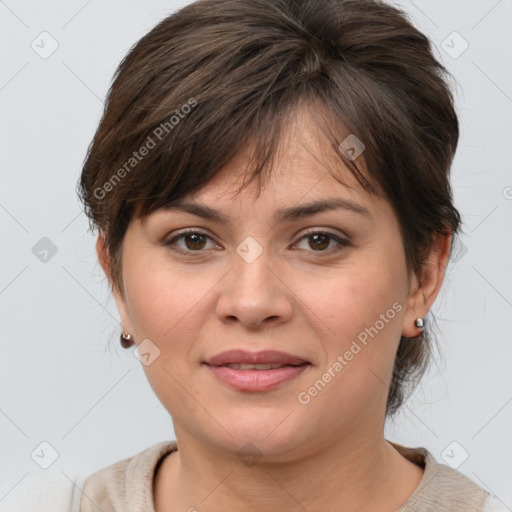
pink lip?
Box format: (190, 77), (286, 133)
(204, 349), (309, 366)
(203, 349), (311, 392)
(205, 364), (310, 391)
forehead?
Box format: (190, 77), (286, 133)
(185, 106), (374, 206)
(134, 103), (386, 225)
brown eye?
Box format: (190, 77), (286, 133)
(308, 233), (330, 251)
(181, 233), (207, 250)
(164, 230), (217, 253)
(294, 230), (350, 254)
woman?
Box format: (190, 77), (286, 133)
(77, 0), (505, 510)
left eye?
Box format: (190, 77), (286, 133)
(164, 230), (349, 254)
(294, 230), (349, 253)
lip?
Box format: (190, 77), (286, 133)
(203, 349), (311, 392)
(204, 349), (309, 366)
(206, 365), (310, 391)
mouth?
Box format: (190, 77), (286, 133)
(203, 349), (311, 391)
(204, 349), (310, 366)
(214, 362), (306, 370)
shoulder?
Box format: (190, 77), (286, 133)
(79, 440), (177, 512)
(390, 441), (491, 512)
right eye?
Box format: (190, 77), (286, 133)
(163, 229), (221, 254)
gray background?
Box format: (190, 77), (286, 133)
(1, 0), (511, 510)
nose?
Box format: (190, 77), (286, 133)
(215, 244), (294, 330)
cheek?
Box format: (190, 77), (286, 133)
(295, 252), (405, 406)
(296, 302), (403, 433)
(121, 257), (209, 412)
(122, 252), (203, 338)
(123, 267), (171, 336)
(298, 253), (404, 346)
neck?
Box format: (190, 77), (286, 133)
(154, 430), (424, 512)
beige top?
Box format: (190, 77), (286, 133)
(79, 440), (499, 511)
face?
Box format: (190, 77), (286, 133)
(98, 106), (447, 461)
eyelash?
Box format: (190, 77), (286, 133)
(163, 228), (350, 256)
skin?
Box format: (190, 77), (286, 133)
(97, 105), (452, 511)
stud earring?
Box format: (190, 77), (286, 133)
(120, 331), (134, 348)
(414, 317), (425, 329)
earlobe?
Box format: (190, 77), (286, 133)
(401, 232), (452, 338)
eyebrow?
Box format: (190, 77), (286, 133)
(161, 197), (372, 224)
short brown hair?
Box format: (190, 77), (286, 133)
(78, 0), (462, 416)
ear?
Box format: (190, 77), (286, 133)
(401, 232), (452, 338)
(95, 232), (133, 334)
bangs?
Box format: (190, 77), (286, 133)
(108, 84), (380, 229)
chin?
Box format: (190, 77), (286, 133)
(210, 409), (313, 460)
